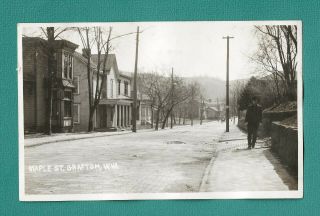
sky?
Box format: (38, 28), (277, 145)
(22, 21), (262, 81)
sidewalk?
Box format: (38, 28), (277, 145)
(24, 130), (135, 147)
(200, 124), (298, 192)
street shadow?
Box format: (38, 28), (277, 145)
(263, 149), (298, 190)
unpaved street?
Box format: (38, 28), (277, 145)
(25, 121), (225, 194)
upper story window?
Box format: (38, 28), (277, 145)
(118, 80), (121, 95)
(63, 52), (73, 79)
(124, 81), (129, 96)
(110, 79), (114, 98)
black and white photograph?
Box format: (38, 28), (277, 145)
(18, 21), (303, 201)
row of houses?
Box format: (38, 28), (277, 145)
(23, 37), (152, 133)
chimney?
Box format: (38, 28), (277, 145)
(82, 48), (91, 59)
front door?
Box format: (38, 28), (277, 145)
(98, 105), (107, 128)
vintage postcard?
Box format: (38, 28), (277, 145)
(18, 21), (303, 201)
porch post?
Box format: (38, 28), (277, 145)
(121, 105), (123, 127)
(124, 106), (127, 127)
(113, 104), (118, 128)
(129, 105), (132, 126)
(127, 106), (130, 125)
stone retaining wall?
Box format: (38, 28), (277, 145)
(237, 110), (296, 138)
(271, 122), (298, 175)
(262, 110), (296, 136)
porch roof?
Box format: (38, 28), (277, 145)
(99, 98), (133, 106)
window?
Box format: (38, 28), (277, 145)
(118, 80), (121, 95)
(64, 91), (72, 100)
(63, 52), (73, 79)
(64, 101), (72, 117)
(110, 79), (114, 98)
(68, 55), (73, 79)
(73, 104), (80, 124)
(73, 76), (80, 94)
(63, 91), (72, 118)
(124, 81), (128, 96)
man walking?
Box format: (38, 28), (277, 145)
(245, 96), (262, 149)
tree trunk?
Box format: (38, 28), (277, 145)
(161, 112), (169, 129)
(191, 110), (193, 126)
(155, 109), (160, 130)
(88, 108), (95, 132)
(151, 107), (154, 128)
(46, 27), (54, 135)
(162, 107), (173, 129)
(200, 108), (203, 125)
(183, 113), (186, 125)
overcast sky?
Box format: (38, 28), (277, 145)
(22, 22), (263, 81)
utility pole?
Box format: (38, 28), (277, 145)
(170, 67), (174, 129)
(223, 36), (234, 132)
(47, 27), (55, 135)
(132, 26), (139, 132)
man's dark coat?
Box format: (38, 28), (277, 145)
(245, 104), (262, 126)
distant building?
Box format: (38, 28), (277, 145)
(202, 99), (224, 120)
(205, 106), (220, 120)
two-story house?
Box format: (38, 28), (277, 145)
(23, 37), (78, 133)
(73, 52), (135, 132)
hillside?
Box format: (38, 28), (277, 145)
(185, 76), (248, 101)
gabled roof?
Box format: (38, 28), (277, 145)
(207, 106), (219, 112)
(91, 54), (116, 71)
(73, 53), (120, 78)
(119, 71), (133, 80)
(73, 51), (94, 66)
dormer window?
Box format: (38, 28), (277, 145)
(63, 52), (73, 79)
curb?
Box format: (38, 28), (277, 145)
(199, 151), (218, 192)
(24, 131), (133, 148)
(199, 132), (225, 192)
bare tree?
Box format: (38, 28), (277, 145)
(138, 71), (194, 130)
(77, 27), (112, 131)
(230, 80), (246, 122)
(188, 81), (201, 126)
(199, 95), (205, 125)
(160, 76), (190, 129)
(253, 25), (298, 101)
(137, 72), (168, 130)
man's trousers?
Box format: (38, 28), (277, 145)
(247, 124), (259, 148)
